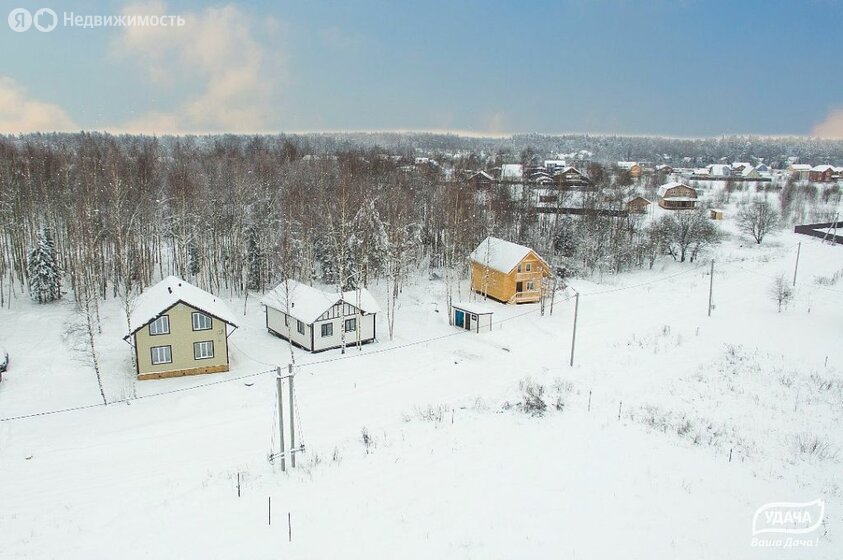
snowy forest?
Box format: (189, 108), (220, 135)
(0, 132), (839, 313)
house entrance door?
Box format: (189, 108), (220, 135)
(455, 309), (465, 328)
(516, 281), (523, 293)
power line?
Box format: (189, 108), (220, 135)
(0, 367), (275, 423)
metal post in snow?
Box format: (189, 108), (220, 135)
(707, 260), (714, 317)
(276, 366), (286, 472)
(288, 512), (292, 542)
(793, 242), (801, 287)
(288, 364), (296, 469)
(569, 291), (579, 367)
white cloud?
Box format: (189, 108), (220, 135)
(0, 77), (77, 134)
(111, 1), (283, 134)
(812, 107), (843, 139)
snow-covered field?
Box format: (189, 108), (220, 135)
(1, 223), (842, 559)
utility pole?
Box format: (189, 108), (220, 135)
(276, 366), (286, 472)
(288, 364), (296, 469)
(569, 291), (579, 367)
(707, 260), (714, 317)
(792, 242), (801, 287)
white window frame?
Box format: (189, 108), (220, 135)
(344, 318), (357, 332)
(149, 315), (170, 336)
(193, 340), (214, 360)
(525, 262), (532, 272)
(297, 320), (305, 335)
(150, 345), (172, 365)
(321, 323), (333, 337)
(526, 280), (535, 291)
(192, 312), (212, 331)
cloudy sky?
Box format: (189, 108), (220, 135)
(2, 0), (843, 137)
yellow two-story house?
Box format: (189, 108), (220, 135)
(124, 276), (238, 380)
(469, 237), (552, 304)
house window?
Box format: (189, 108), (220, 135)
(517, 264), (522, 273)
(297, 320), (305, 335)
(344, 318), (357, 332)
(192, 312), (212, 331)
(525, 262), (532, 272)
(149, 315), (170, 336)
(321, 323), (333, 337)
(526, 281), (535, 291)
(193, 341), (214, 360)
(284, 314), (289, 327)
(150, 345), (172, 365)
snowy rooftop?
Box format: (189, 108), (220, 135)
(500, 164), (523, 180)
(127, 276), (238, 336)
(658, 182), (696, 198)
(262, 279), (380, 324)
(452, 301), (494, 315)
(469, 236), (546, 274)
(811, 164), (834, 172)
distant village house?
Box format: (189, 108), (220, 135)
(658, 182), (698, 210)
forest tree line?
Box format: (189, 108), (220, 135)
(0, 132), (833, 317)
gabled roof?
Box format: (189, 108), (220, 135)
(468, 170), (494, 181)
(262, 280), (380, 325)
(127, 276), (238, 337)
(469, 236), (548, 274)
(658, 182), (697, 198)
(789, 164), (812, 171)
(627, 196), (651, 205)
(811, 164), (835, 172)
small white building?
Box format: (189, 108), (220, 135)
(451, 302), (493, 333)
(262, 280), (380, 353)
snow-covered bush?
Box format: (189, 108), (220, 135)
(551, 379), (575, 411)
(361, 427), (374, 454)
(791, 433), (839, 462)
(517, 378), (547, 416)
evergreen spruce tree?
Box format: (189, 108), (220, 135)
(246, 227), (264, 291)
(27, 227), (62, 304)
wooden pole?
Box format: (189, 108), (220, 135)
(707, 260), (714, 317)
(587, 390), (592, 412)
(268, 496), (271, 525)
(569, 291), (579, 367)
(792, 242), (801, 287)
(237, 472), (240, 497)
(276, 367), (286, 472)
(288, 512), (292, 542)
(288, 364), (296, 469)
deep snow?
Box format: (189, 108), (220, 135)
(0, 223), (841, 559)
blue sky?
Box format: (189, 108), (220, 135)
(2, 0), (843, 136)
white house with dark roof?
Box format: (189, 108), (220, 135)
(262, 280), (380, 352)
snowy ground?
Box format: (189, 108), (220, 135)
(1, 221), (842, 558)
